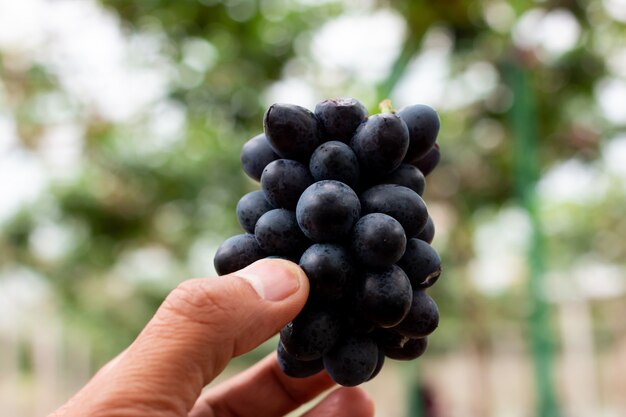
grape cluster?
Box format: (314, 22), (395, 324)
(214, 98), (442, 386)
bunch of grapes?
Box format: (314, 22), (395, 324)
(214, 98), (442, 386)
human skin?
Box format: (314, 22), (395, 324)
(49, 259), (375, 417)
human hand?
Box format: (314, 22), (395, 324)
(50, 259), (375, 417)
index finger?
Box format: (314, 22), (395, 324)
(189, 352), (335, 417)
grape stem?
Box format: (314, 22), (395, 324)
(379, 99), (395, 114)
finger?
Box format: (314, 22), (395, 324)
(91, 348), (127, 380)
(58, 259), (309, 417)
(189, 353), (335, 417)
(301, 387), (375, 417)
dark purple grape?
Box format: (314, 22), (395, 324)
(299, 243), (355, 301)
(412, 143), (440, 176)
(264, 103), (321, 160)
(360, 184), (428, 237)
(416, 216), (435, 243)
(280, 309), (341, 361)
(367, 348), (385, 381)
(397, 238), (442, 288)
(358, 265), (412, 327)
(314, 98), (368, 142)
(221, 98), (444, 385)
(214, 233), (266, 276)
(296, 180), (360, 242)
(385, 337), (428, 361)
(240, 133), (280, 181)
(350, 113), (409, 174)
(323, 335), (379, 387)
(309, 141), (360, 189)
(261, 159), (313, 210)
(255, 209), (309, 256)
(343, 311), (376, 335)
(372, 328), (409, 350)
(351, 213), (406, 268)
(397, 104), (440, 162)
(277, 341), (324, 378)
(236, 191), (274, 234)
(379, 164), (425, 196)
(392, 290), (439, 338)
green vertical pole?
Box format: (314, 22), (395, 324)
(376, 34), (421, 103)
(506, 59), (560, 417)
(407, 362), (423, 417)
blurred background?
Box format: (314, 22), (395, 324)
(1, 0), (626, 416)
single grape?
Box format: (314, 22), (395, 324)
(323, 335), (379, 387)
(255, 209), (309, 256)
(416, 216), (435, 243)
(240, 133), (280, 182)
(360, 184), (428, 237)
(350, 113), (409, 174)
(277, 341), (324, 378)
(391, 290), (439, 338)
(412, 143), (440, 176)
(261, 159), (313, 210)
(314, 98), (368, 142)
(309, 141), (360, 189)
(358, 265), (413, 327)
(351, 213), (406, 268)
(385, 337), (428, 361)
(299, 243), (355, 301)
(280, 308), (341, 360)
(397, 104), (440, 162)
(236, 190), (274, 234)
(372, 328), (409, 350)
(397, 238), (442, 288)
(378, 163), (425, 196)
(264, 103), (321, 160)
(296, 180), (360, 242)
(214, 233), (266, 276)
(367, 348), (386, 381)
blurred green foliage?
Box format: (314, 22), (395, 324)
(1, 0), (625, 373)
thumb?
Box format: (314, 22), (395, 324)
(71, 259), (309, 416)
